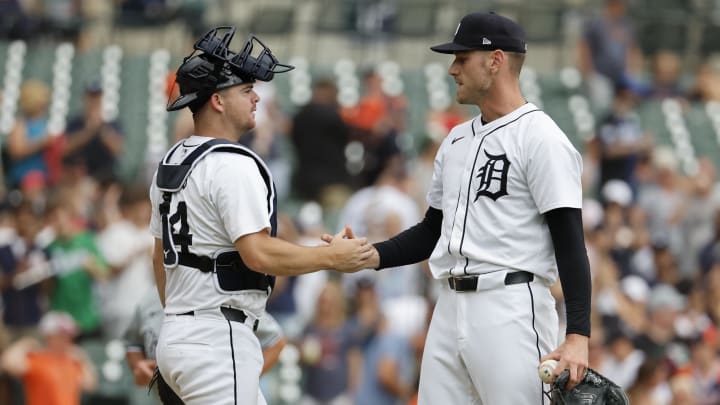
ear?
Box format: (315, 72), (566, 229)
(209, 92), (224, 113)
(489, 50), (505, 74)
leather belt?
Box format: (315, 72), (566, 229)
(448, 271), (534, 292)
(179, 307), (259, 331)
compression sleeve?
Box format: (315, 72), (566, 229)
(373, 207), (443, 270)
(545, 207), (591, 337)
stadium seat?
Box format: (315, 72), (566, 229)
(78, 338), (134, 405)
(249, 6), (296, 35)
(392, 1), (438, 37)
(315, 0), (355, 33)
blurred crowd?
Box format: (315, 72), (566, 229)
(1, 0), (720, 405)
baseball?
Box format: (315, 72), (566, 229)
(538, 359), (558, 383)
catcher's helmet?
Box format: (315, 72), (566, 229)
(168, 27), (294, 112)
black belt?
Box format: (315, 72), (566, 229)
(448, 271), (534, 292)
(179, 307), (259, 331)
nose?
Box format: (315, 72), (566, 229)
(448, 59), (459, 77)
(253, 90), (261, 104)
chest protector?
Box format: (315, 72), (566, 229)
(156, 138), (276, 293)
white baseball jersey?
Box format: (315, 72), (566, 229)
(149, 135), (275, 317)
(427, 102), (583, 282)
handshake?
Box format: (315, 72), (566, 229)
(320, 225), (380, 273)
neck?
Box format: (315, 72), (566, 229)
(193, 114), (244, 142)
(477, 80), (526, 123)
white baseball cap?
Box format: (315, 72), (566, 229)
(38, 311), (78, 337)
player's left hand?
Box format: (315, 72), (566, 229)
(540, 333), (589, 390)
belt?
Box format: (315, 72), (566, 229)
(178, 307), (259, 331)
(448, 271), (534, 292)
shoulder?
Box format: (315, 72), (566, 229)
(447, 117), (477, 138)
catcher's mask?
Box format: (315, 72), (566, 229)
(167, 26), (294, 112)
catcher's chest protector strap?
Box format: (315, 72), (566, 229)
(156, 138), (277, 288)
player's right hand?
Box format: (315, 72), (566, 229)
(327, 228), (374, 272)
(133, 359), (157, 386)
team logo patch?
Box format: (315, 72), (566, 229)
(474, 150), (510, 201)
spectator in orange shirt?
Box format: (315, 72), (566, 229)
(0, 311), (97, 405)
(342, 70), (407, 187)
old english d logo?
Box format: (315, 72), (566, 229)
(474, 150), (510, 201)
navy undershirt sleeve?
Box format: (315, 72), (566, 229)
(373, 207), (442, 269)
(545, 207), (592, 337)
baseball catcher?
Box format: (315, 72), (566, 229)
(549, 368), (629, 405)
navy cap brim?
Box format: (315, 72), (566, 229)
(430, 42), (478, 54)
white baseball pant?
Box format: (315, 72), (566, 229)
(418, 271), (558, 405)
(157, 311), (266, 405)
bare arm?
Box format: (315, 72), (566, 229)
(261, 336), (285, 375)
(0, 336), (38, 377)
(71, 346), (98, 392)
(152, 239), (166, 307)
(377, 356), (411, 399)
(7, 120), (50, 159)
(98, 125), (124, 156)
(126, 351), (156, 386)
(234, 226), (372, 276)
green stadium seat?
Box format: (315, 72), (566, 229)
(117, 53), (151, 181)
(249, 6), (295, 35)
(78, 339), (134, 405)
(315, 0), (355, 33)
(22, 43), (55, 83)
(637, 100), (671, 146)
(393, 1), (438, 37)
(686, 103), (720, 165)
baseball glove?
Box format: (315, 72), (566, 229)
(550, 368), (629, 405)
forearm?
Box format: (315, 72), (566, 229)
(62, 128), (94, 156)
(373, 206), (442, 269)
(545, 208), (591, 337)
(261, 337), (285, 375)
(100, 128), (123, 156)
(0, 339), (33, 376)
(236, 235), (337, 276)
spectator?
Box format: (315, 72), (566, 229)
(0, 200), (49, 340)
(342, 69), (407, 187)
(698, 206), (720, 274)
(646, 50), (685, 100)
(63, 81), (124, 185)
(578, 0), (643, 111)
(688, 62), (720, 103)
(682, 159), (720, 277)
(596, 84), (652, 200)
(0, 311), (97, 405)
(298, 281), (359, 405)
(353, 316), (416, 405)
(45, 188), (108, 339)
(5, 80), (57, 189)
(95, 184), (154, 338)
(634, 284), (686, 360)
(338, 155), (423, 301)
(598, 325), (645, 389)
(627, 357), (671, 405)
(687, 332), (720, 405)
(638, 147), (686, 262)
(290, 79), (353, 204)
